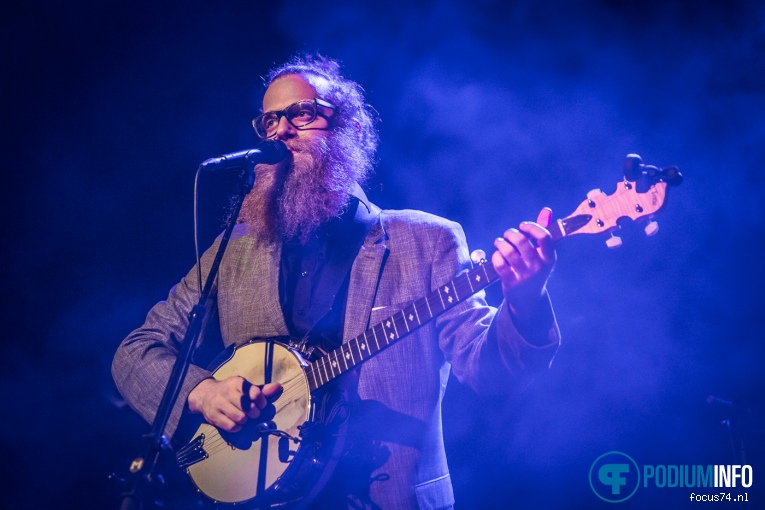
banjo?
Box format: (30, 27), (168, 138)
(175, 156), (681, 507)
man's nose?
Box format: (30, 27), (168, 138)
(274, 116), (296, 140)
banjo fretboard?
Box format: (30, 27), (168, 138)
(305, 261), (500, 391)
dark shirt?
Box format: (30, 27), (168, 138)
(278, 198), (364, 357)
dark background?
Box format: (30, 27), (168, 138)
(2, 0), (764, 508)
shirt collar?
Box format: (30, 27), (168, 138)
(350, 182), (372, 214)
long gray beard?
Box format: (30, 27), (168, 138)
(238, 137), (356, 245)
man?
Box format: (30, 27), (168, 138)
(113, 54), (560, 509)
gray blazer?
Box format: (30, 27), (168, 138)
(113, 196), (560, 509)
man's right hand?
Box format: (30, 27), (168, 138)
(187, 376), (282, 432)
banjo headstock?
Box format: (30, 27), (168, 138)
(551, 154), (681, 247)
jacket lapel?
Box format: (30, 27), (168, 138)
(260, 242), (290, 337)
(343, 211), (386, 341)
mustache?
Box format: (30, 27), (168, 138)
(280, 138), (313, 153)
(252, 140), (310, 174)
(254, 139), (315, 173)
(289, 136), (334, 156)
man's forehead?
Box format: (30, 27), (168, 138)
(262, 74), (329, 111)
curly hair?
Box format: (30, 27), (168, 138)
(263, 54), (379, 184)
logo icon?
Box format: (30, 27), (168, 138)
(589, 451), (640, 503)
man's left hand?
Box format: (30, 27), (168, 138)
(491, 207), (556, 321)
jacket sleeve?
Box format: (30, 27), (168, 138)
(432, 220), (560, 394)
(111, 246), (221, 440)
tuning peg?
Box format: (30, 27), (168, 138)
(586, 188), (604, 200)
(624, 154), (643, 181)
(644, 220), (659, 236)
(470, 249), (487, 264)
(660, 165), (683, 186)
(606, 234), (623, 249)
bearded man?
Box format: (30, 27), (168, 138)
(113, 54), (560, 509)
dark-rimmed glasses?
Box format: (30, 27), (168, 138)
(252, 98), (335, 139)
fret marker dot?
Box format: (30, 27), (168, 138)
(389, 333), (394, 340)
(444, 286), (449, 293)
(409, 314), (414, 321)
(386, 320), (391, 327)
(475, 275), (481, 282)
(332, 360), (337, 367)
(361, 343), (366, 350)
(448, 296), (453, 303)
(345, 352), (351, 359)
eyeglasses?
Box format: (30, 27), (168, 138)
(252, 98), (335, 139)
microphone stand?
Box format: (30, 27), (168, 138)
(117, 164), (256, 510)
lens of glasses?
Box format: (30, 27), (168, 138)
(286, 101), (317, 127)
(253, 100), (318, 139)
(255, 113), (277, 138)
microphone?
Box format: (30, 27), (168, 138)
(199, 140), (289, 170)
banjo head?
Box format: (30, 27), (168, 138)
(185, 340), (311, 504)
